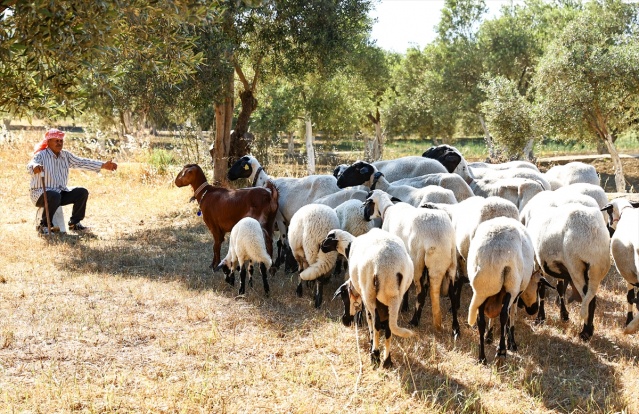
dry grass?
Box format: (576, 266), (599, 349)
(1, 132), (638, 413)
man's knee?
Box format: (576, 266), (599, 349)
(37, 190), (61, 207)
(73, 187), (89, 199)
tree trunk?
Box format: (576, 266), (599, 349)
(367, 109), (384, 161)
(287, 132), (295, 155)
(603, 133), (627, 193)
(478, 114), (496, 160)
(305, 115), (315, 175)
(522, 138), (535, 162)
(229, 89), (257, 165)
(210, 70), (235, 186)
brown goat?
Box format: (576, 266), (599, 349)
(175, 164), (279, 268)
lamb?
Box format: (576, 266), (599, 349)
(601, 198), (639, 334)
(466, 217), (546, 363)
(469, 177), (545, 212)
(364, 190), (460, 336)
(287, 203), (340, 308)
(545, 162), (599, 190)
(312, 188), (368, 208)
(322, 228), (414, 368)
(334, 199), (378, 237)
(336, 161), (466, 206)
(524, 202), (611, 340)
(174, 164), (278, 268)
(227, 155), (340, 267)
(215, 217), (275, 296)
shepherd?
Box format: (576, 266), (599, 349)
(26, 128), (118, 235)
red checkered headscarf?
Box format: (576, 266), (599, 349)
(33, 128), (65, 154)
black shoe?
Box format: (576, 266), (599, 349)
(68, 222), (88, 231)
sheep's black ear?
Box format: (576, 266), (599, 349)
(601, 203), (613, 212)
(390, 196), (403, 203)
(539, 277), (556, 290)
(631, 201), (639, 208)
(373, 172), (384, 179)
(360, 166), (371, 175)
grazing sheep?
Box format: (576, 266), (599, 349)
(322, 228), (414, 368)
(337, 161), (464, 206)
(372, 156), (448, 182)
(215, 217), (274, 296)
(364, 190), (459, 336)
(393, 173), (474, 202)
(601, 198), (639, 334)
(174, 164), (278, 268)
(334, 199), (379, 237)
(288, 203), (340, 308)
(545, 162), (599, 189)
(524, 202), (611, 340)
(227, 155), (340, 267)
(469, 177), (545, 212)
(467, 217), (545, 363)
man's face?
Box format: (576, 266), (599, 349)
(48, 138), (64, 155)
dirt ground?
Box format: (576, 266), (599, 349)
(537, 155), (639, 194)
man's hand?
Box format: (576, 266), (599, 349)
(102, 160), (118, 171)
(32, 165), (43, 175)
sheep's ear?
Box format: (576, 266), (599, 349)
(332, 281), (349, 301)
(631, 201), (639, 208)
(360, 165), (371, 175)
(373, 172), (384, 179)
(539, 277), (556, 290)
(390, 196), (403, 203)
(601, 203), (613, 212)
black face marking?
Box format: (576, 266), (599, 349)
(422, 145), (462, 173)
(227, 156), (253, 180)
(336, 161), (375, 189)
(363, 199), (375, 221)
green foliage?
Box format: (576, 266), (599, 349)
(481, 75), (533, 157)
(147, 149), (177, 174)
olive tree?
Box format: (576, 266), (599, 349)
(533, 0), (639, 192)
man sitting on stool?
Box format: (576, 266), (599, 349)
(27, 128), (118, 234)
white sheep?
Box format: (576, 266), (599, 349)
(469, 177), (545, 212)
(227, 155), (340, 268)
(322, 228), (414, 368)
(312, 188), (368, 208)
(524, 202), (611, 340)
(372, 155), (448, 182)
(364, 190), (459, 336)
(392, 173), (474, 201)
(287, 203), (340, 308)
(469, 160), (539, 171)
(519, 188), (602, 227)
(336, 161), (464, 206)
(601, 198), (639, 334)
(466, 217), (544, 363)
(215, 217), (274, 296)
(545, 162), (599, 190)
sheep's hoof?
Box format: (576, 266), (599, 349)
(238, 286), (245, 295)
(370, 350), (381, 367)
(382, 356), (393, 369)
(560, 310), (570, 322)
(579, 325), (594, 341)
(625, 312), (633, 327)
(478, 356), (487, 365)
(508, 341), (518, 352)
(485, 329), (494, 344)
(225, 274), (235, 286)
(269, 267), (277, 277)
(452, 326), (460, 341)
(534, 317), (546, 326)
(296, 282), (303, 297)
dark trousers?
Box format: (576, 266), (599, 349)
(36, 187), (89, 226)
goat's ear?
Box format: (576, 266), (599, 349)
(601, 203), (613, 212)
(539, 277), (556, 290)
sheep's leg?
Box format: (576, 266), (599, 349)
(477, 301), (488, 364)
(275, 239), (284, 268)
(535, 282), (547, 324)
(296, 275), (303, 297)
(248, 264), (254, 288)
(333, 256), (343, 277)
(382, 321), (393, 369)
(507, 302), (518, 352)
(260, 263), (270, 296)
(579, 295), (596, 341)
(625, 283), (636, 327)
(429, 275), (443, 331)
(370, 310), (381, 368)
(409, 267), (429, 327)
(557, 280), (570, 321)
(401, 291), (409, 313)
(238, 264), (247, 295)
(497, 292), (511, 358)
(485, 320), (494, 344)
(314, 277), (327, 309)
(448, 278), (461, 339)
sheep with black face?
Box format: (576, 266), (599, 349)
(322, 228), (414, 368)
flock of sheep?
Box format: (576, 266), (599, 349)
(175, 144), (639, 367)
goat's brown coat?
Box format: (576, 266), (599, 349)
(175, 164), (279, 267)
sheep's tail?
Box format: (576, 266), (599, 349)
(299, 251), (337, 281)
(468, 292), (482, 326)
(388, 295), (414, 338)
